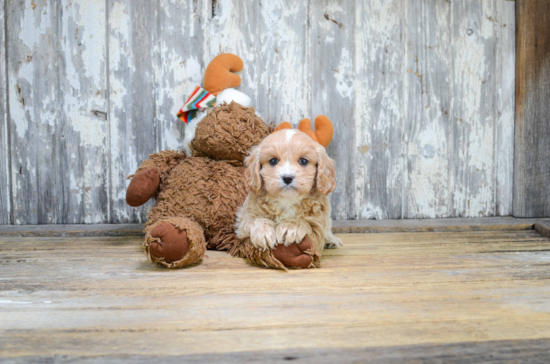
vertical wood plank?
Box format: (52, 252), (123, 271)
(256, 1), (309, 126)
(207, 0), (310, 139)
(156, 0), (209, 151)
(353, 0), (405, 219)
(59, 0), (109, 223)
(309, 0), (355, 220)
(494, 1), (515, 217)
(513, 0), (550, 217)
(7, 0), (63, 224)
(207, 0), (260, 105)
(403, 0), (452, 218)
(450, 1), (500, 217)
(7, 0), (108, 224)
(0, 0), (10, 224)
(108, 0), (158, 223)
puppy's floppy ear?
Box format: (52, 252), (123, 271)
(244, 146), (262, 193)
(316, 146), (336, 194)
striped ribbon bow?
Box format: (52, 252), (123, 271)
(177, 86), (217, 124)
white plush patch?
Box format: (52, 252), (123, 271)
(182, 109), (207, 155)
(217, 88), (252, 107)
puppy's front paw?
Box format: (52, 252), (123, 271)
(250, 220), (277, 250)
(276, 222), (309, 247)
(325, 234), (343, 249)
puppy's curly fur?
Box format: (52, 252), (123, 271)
(235, 129), (342, 256)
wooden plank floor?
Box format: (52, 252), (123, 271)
(1, 230), (550, 362)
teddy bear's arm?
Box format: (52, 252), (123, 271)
(126, 150), (186, 207)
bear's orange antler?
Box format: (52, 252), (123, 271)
(203, 53), (244, 96)
(299, 116), (333, 148)
(274, 116), (334, 148)
(274, 121), (292, 132)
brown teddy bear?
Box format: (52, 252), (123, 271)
(126, 54), (331, 269)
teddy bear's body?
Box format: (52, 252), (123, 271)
(144, 155), (246, 267)
(148, 157), (245, 250)
(127, 102), (271, 268)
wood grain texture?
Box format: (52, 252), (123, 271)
(208, 0), (260, 103)
(353, 0), (404, 220)
(403, 1), (515, 219)
(514, 0), (550, 217)
(450, 1), (515, 218)
(108, 0), (209, 224)
(7, 0), (63, 224)
(310, 0), (355, 220)
(156, 0), (209, 152)
(0, 0), (9, 224)
(1, 231), (550, 360)
(5, 339), (549, 363)
(3, 217), (550, 237)
(6, 0), (109, 224)
(0, 0), (518, 223)
(534, 222), (550, 239)
(60, 1), (109, 224)
(403, 0), (452, 218)
(494, 0), (516, 217)
(256, 0), (309, 127)
(451, 1), (494, 218)
(108, 0), (158, 223)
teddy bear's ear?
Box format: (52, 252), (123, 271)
(203, 54), (244, 96)
(274, 122), (292, 133)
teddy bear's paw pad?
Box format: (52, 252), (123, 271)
(272, 236), (318, 269)
(149, 223), (189, 262)
(126, 167), (160, 207)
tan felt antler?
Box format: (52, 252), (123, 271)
(203, 53), (244, 96)
(298, 116), (334, 148)
(273, 116), (334, 148)
(274, 121), (292, 132)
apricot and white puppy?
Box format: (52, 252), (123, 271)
(235, 129), (343, 252)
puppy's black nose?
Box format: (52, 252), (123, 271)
(282, 176), (294, 185)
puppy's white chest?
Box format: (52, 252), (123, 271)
(272, 197), (300, 222)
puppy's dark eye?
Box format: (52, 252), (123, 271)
(269, 158), (278, 166)
(299, 158), (309, 166)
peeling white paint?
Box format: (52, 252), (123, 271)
(335, 48), (354, 99)
(10, 61), (33, 139)
(70, 113), (105, 148)
(19, 1), (50, 50)
(360, 203), (384, 220)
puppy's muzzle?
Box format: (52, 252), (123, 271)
(282, 175), (294, 185)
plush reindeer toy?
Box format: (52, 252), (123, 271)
(126, 54), (336, 270)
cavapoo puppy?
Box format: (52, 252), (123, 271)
(235, 128), (343, 258)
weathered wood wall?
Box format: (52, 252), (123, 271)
(513, 0), (550, 217)
(0, 0), (516, 224)
(0, 0), (9, 225)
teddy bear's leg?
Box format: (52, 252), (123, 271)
(143, 217), (206, 269)
(126, 150), (186, 206)
(231, 236), (320, 270)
